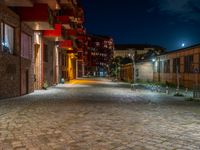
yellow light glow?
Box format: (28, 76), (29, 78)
(68, 47), (73, 50)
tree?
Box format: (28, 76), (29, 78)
(109, 56), (122, 77)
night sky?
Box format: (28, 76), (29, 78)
(80, 0), (200, 51)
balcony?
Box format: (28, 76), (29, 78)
(77, 28), (85, 35)
(43, 24), (64, 41)
(59, 40), (73, 50)
(56, 16), (70, 24)
(15, 3), (54, 30)
(67, 29), (77, 36)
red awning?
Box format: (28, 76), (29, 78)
(56, 16), (70, 24)
(43, 24), (62, 37)
(59, 40), (73, 49)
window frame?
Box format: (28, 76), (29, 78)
(1, 22), (15, 54)
(173, 58), (180, 73)
(21, 32), (32, 59)
(184, 55), (193, 73)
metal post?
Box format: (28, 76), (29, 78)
(176, 64), (180, 93)
(129, 49), (135, 83)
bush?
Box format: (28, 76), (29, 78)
(186, 98), (200, 102)
(43, 81), (48, 90)
(174, 93), (184, 97)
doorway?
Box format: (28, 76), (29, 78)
(26, 69), (29, 94)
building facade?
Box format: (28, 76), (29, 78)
(153, 44), (200, 88)
(114, 44), (164, 59)
(0, 0), (86, 99)
(85, 34), (114, 77)
(119, 43), (200, 89)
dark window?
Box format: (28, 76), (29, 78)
(184, 55), (193, 73)
(173, 58), (180, 73)
(44, 44), (48, 62)
(21, 32), (32, 59)
(159, 61), (163, 73)
(164, 60), (170, 73)
(62, 54), (65, 66)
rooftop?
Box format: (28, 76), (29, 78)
(115, 44), (165, 51)
(160, 43), (200, 56)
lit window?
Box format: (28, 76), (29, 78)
(1, 23), (14, 54)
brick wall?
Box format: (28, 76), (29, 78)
(153, 46), (200, 88)
(0, 4), (20, 99)
(20, 23), (34, 95)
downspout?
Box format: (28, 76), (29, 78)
(19, 20), (22, 96)
(42, 35), (44, 87)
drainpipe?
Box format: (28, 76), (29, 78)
(41, 34), (44, 88)
(19, 21), (22, 96)
(158, 57), (160, 82)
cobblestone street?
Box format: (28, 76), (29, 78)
(0, 78), (200, 150)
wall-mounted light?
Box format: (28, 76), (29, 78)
(152, 58), (156, 62)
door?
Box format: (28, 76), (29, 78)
(26, 70), (29, 94)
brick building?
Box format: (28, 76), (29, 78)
(85, 34), (114, 76)
(0, 0), (86, 99)
(119, 43), (200, 89)
(153, 43), (200, 88)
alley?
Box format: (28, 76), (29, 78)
(0, 78), (200, 150)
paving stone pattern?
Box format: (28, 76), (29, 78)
(0, 78), (200, 150)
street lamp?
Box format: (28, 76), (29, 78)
(128, 49), (136, 83)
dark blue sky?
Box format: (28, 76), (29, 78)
(80, 0), (200, 51)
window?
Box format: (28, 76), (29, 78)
(164, 60), (170, 73)
(1, 23), (14, 54)
(44, 44), (48, 62)
(1, 23), (3, 51)
(184, 55), (193, 73)
(173, 58), (180, 73)
(21, 32), (32, 59)
(159, 61), (164, 73)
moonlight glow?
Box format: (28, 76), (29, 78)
(182, 43), (185, 47)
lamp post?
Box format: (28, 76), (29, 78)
(128, 49), (136, 83)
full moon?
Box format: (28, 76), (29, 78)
(182, 43), (185, 47)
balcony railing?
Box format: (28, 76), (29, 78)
(59, 40), (73, 50)
(15, 3), (54, 30)
(43, 24), (64, 41)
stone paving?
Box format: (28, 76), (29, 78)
(0, 78), (200, 150)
